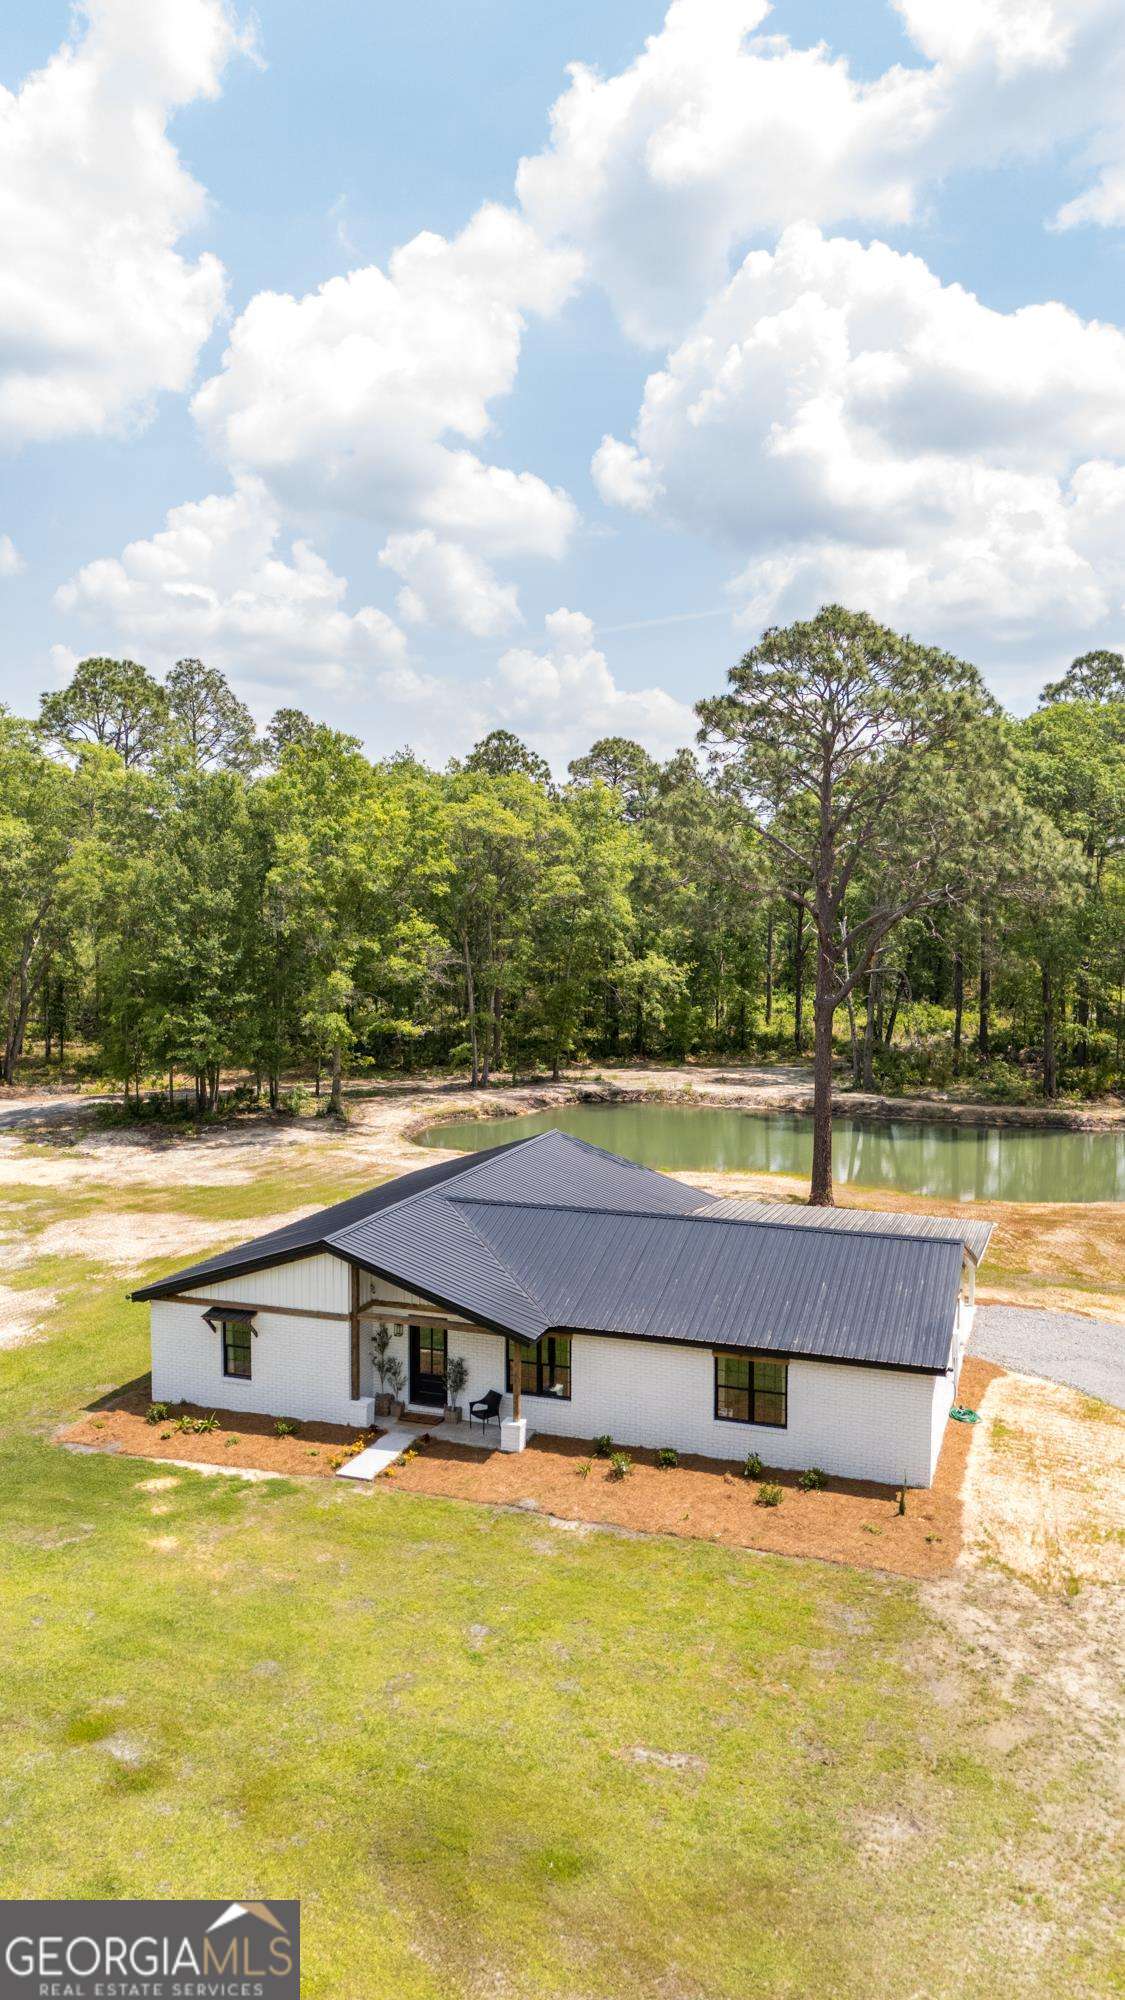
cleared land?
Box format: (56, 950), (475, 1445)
(2, 1068), (1122, 1319)
(1, 1073), (1122, 1997)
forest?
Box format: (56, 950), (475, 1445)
(2, 608), (1123, 1174)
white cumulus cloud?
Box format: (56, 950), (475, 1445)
(593, 224), (1125, 645)
(192, 203), (581, 559)
(379, 531), (521, 638)
(0, 0), (254, 447)
(517, 0), (1125, 343)
(374, 607), (697, 771)
(0, 533), (24, 576)
(54, 476), (406, 693)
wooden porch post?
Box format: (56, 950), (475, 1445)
(511, 1344), (522, 1422)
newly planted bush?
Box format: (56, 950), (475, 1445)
(743, 1452), (764, 1479)
(145, 1403), (169, 1425)
(656, 1447), (679, 1469)
(755, 1483), (782, 1508)
(274, 1417), (299, 1438)
(797, 1466), (827, 1492)
(607, 1453), (633, 1481)
(593, 1434), (614, 1458)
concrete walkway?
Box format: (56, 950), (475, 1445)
(970, 1304), (1124, 1410)
(335, 1425), (419, 1480)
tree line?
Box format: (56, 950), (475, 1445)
(2, 612), (1122, 1202)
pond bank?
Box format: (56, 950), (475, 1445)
(2, 1067), (1122, 1322)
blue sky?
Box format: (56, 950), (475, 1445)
(2, 0), (1124, 768)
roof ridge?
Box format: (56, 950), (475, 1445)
(391, 1188), (548, 1322)
(449, 1192), (962, 1252)
(699, 1199), (985, 1252)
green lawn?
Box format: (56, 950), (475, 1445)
(0, 1180), (1118, 1999)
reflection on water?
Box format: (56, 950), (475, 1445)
(420, 1103), (1125, 1204)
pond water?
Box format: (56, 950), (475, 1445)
(420, 1102), (1125, 1204)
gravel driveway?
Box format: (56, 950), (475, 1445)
(970, 1304), (1123, 1409)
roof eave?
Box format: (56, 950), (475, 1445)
(130, 1240), (331, 1303)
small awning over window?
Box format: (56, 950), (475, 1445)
(201, 1306), (257, 1331)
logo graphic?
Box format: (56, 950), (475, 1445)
(0, 1899), (300, 2000)
(207, 1903), (290, 1933)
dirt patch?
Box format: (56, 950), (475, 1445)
(3, 1069), (1122, 1321)
(0, 1283), (57, 1348)
(621, 1746), (707, 1774)
(13, 1207), (313, 1272)
(57, 1384), (377, 1477)
(378, 1358), (1002, 1578)
(961, 1370), (1125, 1593)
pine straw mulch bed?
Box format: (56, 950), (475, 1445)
(56, 1360), (1000, 1575)
(57, 1379), (380, 1477)
(382, 1358), (1003, 1579)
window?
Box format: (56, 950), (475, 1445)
(507, 1335), (571, 1400)
(714, 1353), (787, 1427)
(221, 1317), (254, 1380)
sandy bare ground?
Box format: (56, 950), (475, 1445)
(1, 1069), (1122, 1318)
(960, 1370), (1125, 1593)
(2, 1208), (313, 1274)
(0, 1284), (57, 1349)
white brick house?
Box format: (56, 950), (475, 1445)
(135, 1131), (991, 1489)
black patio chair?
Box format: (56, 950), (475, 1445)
(468, 1388), (503, 1439)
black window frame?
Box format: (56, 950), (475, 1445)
(506, 1334), (572, 1401)
(713, 1351), (788, 1428)
(219, 1315), (254, 1381)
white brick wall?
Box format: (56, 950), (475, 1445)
(149, 1259), (953, 1485)
(150, 1251), (359, 1425)
(432, 1314), (945, 1487)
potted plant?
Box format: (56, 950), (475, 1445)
(381, 1354), (405, 1419)
(371, 1323), (405, 1417)
(445, 1354), (469, 1424)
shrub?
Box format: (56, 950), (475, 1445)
(607, 1452), (633, 1481)
(742, 1452), (764, 1479)
(576, 1460), (592, 1479)
(593, 1434), (614, 1458)
(278, 1087), (309, 1115)
(193, 1412), (219, 1434)
(145, 1402), (169, 1426)
(796, 1466), (827, 1492)
(656, 1447), (679, 1469)
(274, 1417), (299, 1438)
(755, 1483), (782, 1508)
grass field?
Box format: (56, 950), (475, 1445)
(1, 1151), (1121, 1998)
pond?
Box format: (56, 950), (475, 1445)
(420, 1102), (1125, 1204)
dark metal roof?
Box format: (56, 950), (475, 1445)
(701, 1197), (994, 1265)
(134, 1128), (967, 1371)
(130, 1140), (522, 1301)
(446, 1200), (962, 1371)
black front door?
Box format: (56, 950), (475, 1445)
(409, 1323), (447, 1407)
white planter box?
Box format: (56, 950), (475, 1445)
(500, 1417), (527, 1453)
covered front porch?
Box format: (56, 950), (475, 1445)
(357, 1276), (553, 1454)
